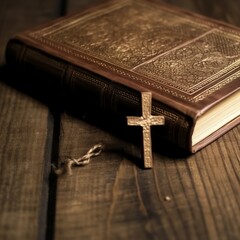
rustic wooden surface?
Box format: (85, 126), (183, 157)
(0, 0), (60, 239)
(0, 0), (239, 239)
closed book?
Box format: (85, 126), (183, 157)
(5, 0), (240, 153)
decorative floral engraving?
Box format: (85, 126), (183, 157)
(29, 0), (240, 102)
(45, 3), (209, 69)
(137, 31), (240, 94)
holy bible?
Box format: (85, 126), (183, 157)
(5, 0), (240, 153)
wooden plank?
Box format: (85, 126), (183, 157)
(159, 0), (240, 27)
(66, 0), (240, 27)
(0, 81), (52, 240)
(55, 114), (240, 239)
(0, 0), (60, 65)
(65, 0), (109, 13)
(0, 0), (60, 239)
(55, 0), (240, 239)
(185, 0), (240, 26)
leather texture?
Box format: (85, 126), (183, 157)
(5, 0), (240, 152)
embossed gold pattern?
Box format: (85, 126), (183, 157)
(29, 0), (240, 102)
(137, 30), (240, 94)
(45, 4), (208, 69)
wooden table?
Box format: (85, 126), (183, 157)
(0, 0), (239, 239)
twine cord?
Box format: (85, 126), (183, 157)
(52, 143), (104, 175)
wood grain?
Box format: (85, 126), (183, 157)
(65, 0), (109, 13)
(0, 0), (239, 240)
(55, 112), (240, 239)
(190, 0), (240, 26)
(0, 0), (60, 239)
(0, 81), (51, 240)
(54, 0), (240, 239)
(163, 0), (240, 26)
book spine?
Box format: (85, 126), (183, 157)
(5, 40), (194, 152)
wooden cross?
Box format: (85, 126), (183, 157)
(127, 92), (165, 168)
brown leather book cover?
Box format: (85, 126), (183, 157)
(5, 0), (240, 152)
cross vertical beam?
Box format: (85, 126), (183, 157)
(127, 92), (165, 168)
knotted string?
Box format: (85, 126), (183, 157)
(52, 143), (104, 175)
